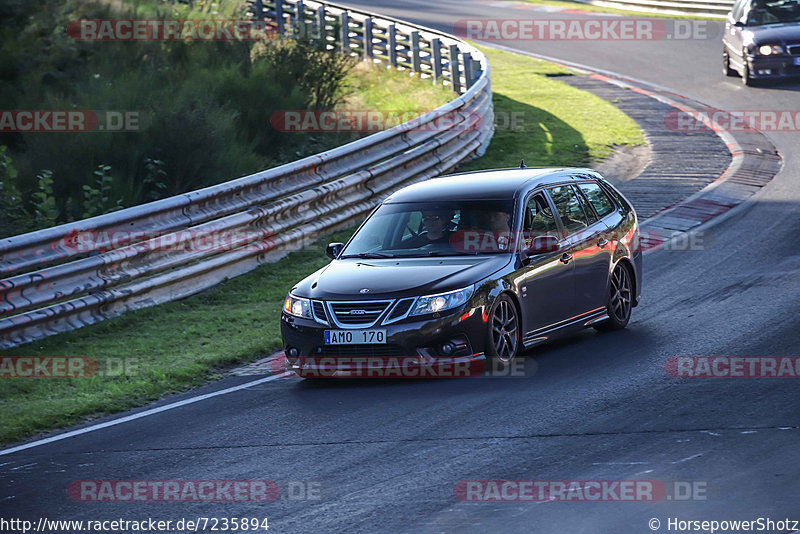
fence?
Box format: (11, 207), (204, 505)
(0, 0), (494, 349)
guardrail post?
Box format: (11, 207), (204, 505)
(431, 38), (442, 84)
(275, 0), (284, 36)
(340, 12), (350, 54)
(295, 0), (305, 38)
(388, 24), (398, 67)
(472, 58), (482, 85)
(449, 44), (461, 93)
(411, 31), (421, 74)
(462, 52), (474, 89)
(316, 5), (326, 44)
(363, 17), (374, 59)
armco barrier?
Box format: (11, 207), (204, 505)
(0, 0), (494, 349)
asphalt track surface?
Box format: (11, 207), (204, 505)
(2, 2), (800, 532)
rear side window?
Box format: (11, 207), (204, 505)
(547, 185), (589, 234)
(578, 182), (615, 218)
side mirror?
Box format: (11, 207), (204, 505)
(734, 21), (745, 28)
(326, 242), (344, 259)
(524, 235), (559, 255)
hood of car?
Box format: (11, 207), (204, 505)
(746, 23), (800, 44)
(292, 256), (510, 300)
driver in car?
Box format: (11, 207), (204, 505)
(407, 209), (454, 248)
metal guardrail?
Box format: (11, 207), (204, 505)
(0, 0), (494, 349)
(574, 0), (734, 17)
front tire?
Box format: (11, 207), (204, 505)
(723, 51), (737, 77)
(594, 263), (633, 332)
(742, 58), (757, 86)
(486, 294), (520, 368)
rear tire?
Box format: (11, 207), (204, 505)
(485, 294), (520, 369)
(594, 263), (633, 332)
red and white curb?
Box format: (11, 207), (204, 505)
(477, 42), (782, 254)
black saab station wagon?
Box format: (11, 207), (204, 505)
(281, 168), (642, 378)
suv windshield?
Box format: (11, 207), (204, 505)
(745, 0), (800, 25)
(341, 200), (516, 258)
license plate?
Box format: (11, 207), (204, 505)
(795, 57), (800, 66)
(324, 329), (386, 345)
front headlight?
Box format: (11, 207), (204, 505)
(283, 293), (312, 319)
(758, 44), (783, 56)
(410, 286), (475, 316)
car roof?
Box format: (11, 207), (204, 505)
(383, 167), (599, 203)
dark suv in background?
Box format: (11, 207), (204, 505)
(281, 168), (643, 378)
(723, 0), (800, 85)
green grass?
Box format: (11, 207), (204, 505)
(343, 62), (455, 112)
(462, 44), (644, 170)
(520, 0), (719, 20)
(0, 48), (645, 446)
(0, 228), (353, 445)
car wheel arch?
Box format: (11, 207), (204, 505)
(610, 257), (637, 304)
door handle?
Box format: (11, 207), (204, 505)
(598, 238), (608, 248)
(560, 253), (573, 264)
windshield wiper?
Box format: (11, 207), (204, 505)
(340, 252), (396, 259)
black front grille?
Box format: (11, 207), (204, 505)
(787, 44), (800, 56)
(385, 298), (415, 322)
(312, 301), (328, 324)
(317, 344), (409, 358)
(329, 301), (391, 326)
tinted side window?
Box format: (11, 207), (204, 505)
(547, 185), (589, 234)
(575, 188), (598, 224)
(523, 193), (558, 246)
(578, 182), (615, 219)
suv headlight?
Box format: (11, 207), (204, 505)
(283, 293), (312, 319)
(758, 44), (783, 56)
(410, 286), (474, 316)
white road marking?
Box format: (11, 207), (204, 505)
(672, 453), (703, 464)
(0, 371), (293, 457)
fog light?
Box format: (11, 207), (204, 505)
(287, 347), (299, 357)
(440, 342), (454, 356)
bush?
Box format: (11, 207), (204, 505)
(0, 0), (356, 237)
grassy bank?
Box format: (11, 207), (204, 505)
(0, 47), (645, 446)
(520, 0), (717, 19)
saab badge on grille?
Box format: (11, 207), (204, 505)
(350, 309), (367, 315)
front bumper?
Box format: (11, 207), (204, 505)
(280, 303), (489, 378)
(748, 55), (800, 79)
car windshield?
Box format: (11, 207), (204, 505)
(746, 0), (800, 25)
(340, 200), (516, 258)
